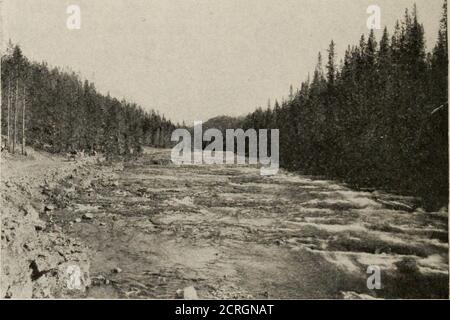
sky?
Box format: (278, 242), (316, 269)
(1, 0), (445, 124)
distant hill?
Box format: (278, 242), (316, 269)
(202, 115), (245, 132)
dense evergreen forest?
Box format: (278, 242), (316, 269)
(240, 3), (448, 209)
(0, 3), (447, 210)
(1, 44), (176, 158)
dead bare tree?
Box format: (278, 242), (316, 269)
(7, 79), (11, 151)
(22, 86), (26, 155)
(13, 74), (18, 154)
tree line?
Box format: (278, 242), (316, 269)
(1, 43), (176, 158)
(240, 2), (448, 209)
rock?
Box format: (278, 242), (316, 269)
(22, 204), (39, 219)
(415, 207), (426, 213)
(112, 267), (122, 274)
(438, 206), (448, 213)
(82, 213), (94, 220)
(35, 220), (46, 231)
(176, 289), (183, 298)
(74, 218), (82, 223)
(99, 222), (106, 226)
(57, 262), (91, 294)
(376, 199), (414, 212)
(341, 291), (378, 300)
(183, 286), (198, 300)
(44, 204), (55, 212)
(91, 275), (107, 285)
(395, 257), (419, 274)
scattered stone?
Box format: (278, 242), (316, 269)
(44, 204), (55, 212)
(22, 204), (39, 219)
(438, 206), (448, 213)
(82, 213), (94, 220)
(91, 275), (108, 285)
(395, 257), (419, 274)
(23, 242), (33, 251)
(176, 289), (183, 298)
(112, 267), (122, 274)
(183, 286), (198, 300)
(376, 199), (414, 212)
(35, 221), (46, 231)
(247, 226), (257, 233)
(341, 291), (379, 300)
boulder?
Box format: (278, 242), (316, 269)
(183, 286), (198, 299)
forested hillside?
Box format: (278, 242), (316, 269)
(240, 3), (448, 209)
(1, 44), (176, 157)
(1, 3), (447, 210)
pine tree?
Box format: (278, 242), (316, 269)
(431, 0), (448, 107)
(239, 1), (447, 208)
(326, 40), (336, 86)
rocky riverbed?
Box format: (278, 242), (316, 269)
(2, 148), (448, 298)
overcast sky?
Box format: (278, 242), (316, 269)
(1, 0), (444, 124)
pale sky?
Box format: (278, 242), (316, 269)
(1, 0), (444, 124)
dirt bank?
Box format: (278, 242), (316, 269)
(1, 148), (96, 298)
